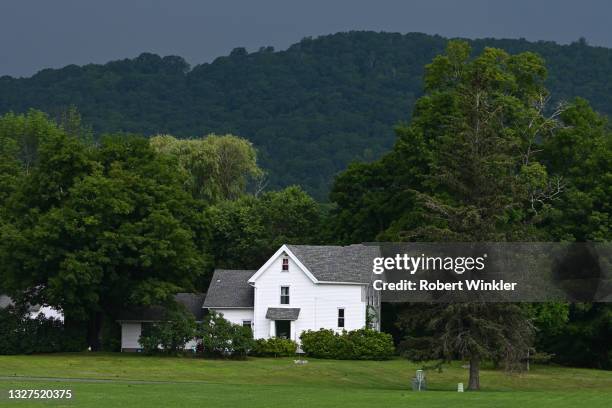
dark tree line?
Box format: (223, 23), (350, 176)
(2, 32), (612, 199)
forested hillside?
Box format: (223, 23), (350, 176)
(1, 31), (612, 199)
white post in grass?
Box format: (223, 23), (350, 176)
(457, 383), (464, 392)
(416, 370), (424, 391)
(527, 350), (530, 372)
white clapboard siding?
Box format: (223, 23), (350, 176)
(120, 322), (142, 350)
(210, 308), (254, 327)
(120, 322), (201, 351)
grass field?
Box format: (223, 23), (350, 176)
(0, 353), (610, 407)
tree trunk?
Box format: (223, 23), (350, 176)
(63, 314), (88, 350)
(468, 356), (481, 391)
(87, 311), (103, 351)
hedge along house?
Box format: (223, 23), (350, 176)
(118, 244), (382, 351)
(204, 244), (382, 342)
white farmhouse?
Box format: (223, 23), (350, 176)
(204, 244), (381, 341)
(119, 244), (381, 351)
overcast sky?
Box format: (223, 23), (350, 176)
(1, 0), (611, 77)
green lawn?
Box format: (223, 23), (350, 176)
(0, 353), (610, 407)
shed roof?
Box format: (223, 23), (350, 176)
(117, 293), (206, 321)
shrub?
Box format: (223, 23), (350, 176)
(300, 328), (394, 360)
(198, 311), (254, 358)
(300, 329), (352, 359)
(345, 329), (395, 360)
(198, 311), (234, 356)
(252, 338), (298, 357)
(0, 305), (87, 355)
(0, 307), (24, 355)
(230, 325), (256, 358)
(139, 310), (196, 355)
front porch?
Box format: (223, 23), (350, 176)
(265, 307), (300, 340)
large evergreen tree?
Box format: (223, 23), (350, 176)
(337, 41), (584, 390)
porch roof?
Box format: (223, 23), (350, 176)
(265, 307), (300, 320)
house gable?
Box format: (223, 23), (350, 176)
(248, 244), (318, 284)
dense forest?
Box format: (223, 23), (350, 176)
(1, 32), (612, 199)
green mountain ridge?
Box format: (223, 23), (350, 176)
(2, 31), (612, 200)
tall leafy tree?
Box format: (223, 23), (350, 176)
(0, 112), (209, 349)
(536, 303), (612, 369)
(206, 186), (321, 270)
(537, 99), (612, 368)
(541, 98), (612, 241)
(150, 134), (263, 203)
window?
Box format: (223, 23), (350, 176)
(280, 286), (290, 304)
(242, 320), (252, 328)
(338, 308), (345, 328)
(281, 256), (289, 271)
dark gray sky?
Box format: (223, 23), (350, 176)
(1, 0), (611, 77)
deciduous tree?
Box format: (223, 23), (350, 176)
(0, 112), (209, 349)
(150, 134), (263, 203)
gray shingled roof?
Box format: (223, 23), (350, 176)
(286, 244), (379, 283)
(117, 293), (206, 321)
(266, 307), (300, 320)
(175, 293), (207, 320)
(203, 269), (255, 308)
(0, 294), (44, 313)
